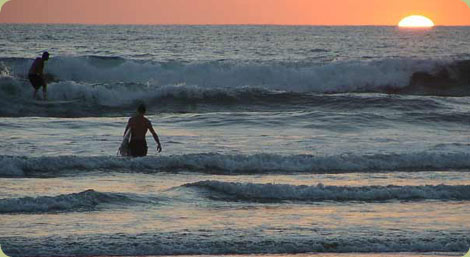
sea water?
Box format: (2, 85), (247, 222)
(0, 25), (469, 256)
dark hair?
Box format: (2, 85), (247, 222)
(137, 103), (146, 114)
(42, 52), (49, 60)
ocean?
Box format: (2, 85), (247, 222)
(0, 24), (469, 257)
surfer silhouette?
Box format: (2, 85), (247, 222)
(123, 104), (162, 157)
(28, 51), (49, 100)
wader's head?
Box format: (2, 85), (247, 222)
(42, 52), (50, 61)
(137, 103), (146, 114)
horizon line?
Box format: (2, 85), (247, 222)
(1, 22), (470, 27)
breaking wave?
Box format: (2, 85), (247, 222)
(1, 56), (469, 117)
(1, 56), (437, 90)
(1, 152), (469, 177)
(185, 180), (470, 202)
(0, 190), (150, 214)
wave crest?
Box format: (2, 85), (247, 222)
(1, 152), (469, 177)
(0, 190), (139, 214)
(185, 180), (470, 202)
(1, 56), (469, 117)
(3, 56), (468, 94)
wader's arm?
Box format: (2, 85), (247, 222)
(149, 126), (162, 152)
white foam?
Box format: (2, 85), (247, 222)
(0, 56), (459, 117)
(45, 81), (252, 107)
(45, 57), (441, 93)
(5, 56), (443, 93)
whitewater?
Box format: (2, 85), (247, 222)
(0, 25), (469, 257)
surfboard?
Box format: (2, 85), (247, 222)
(118, 129), (132, 157)
(0, 244), (10, 257)
(32, 100), (80, 105)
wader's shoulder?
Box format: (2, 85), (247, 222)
(144, 117), (152, 127)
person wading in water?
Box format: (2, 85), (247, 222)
(124, 104), (162, 157)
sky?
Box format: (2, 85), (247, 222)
(0, 0), (469, 25)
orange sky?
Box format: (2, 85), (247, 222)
(1, 0), (469, 25)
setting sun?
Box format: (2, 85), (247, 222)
(398, 15), (435, 28)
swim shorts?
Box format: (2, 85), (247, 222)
(129, 139), (148, 157)
(28, 74), (46, 90)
